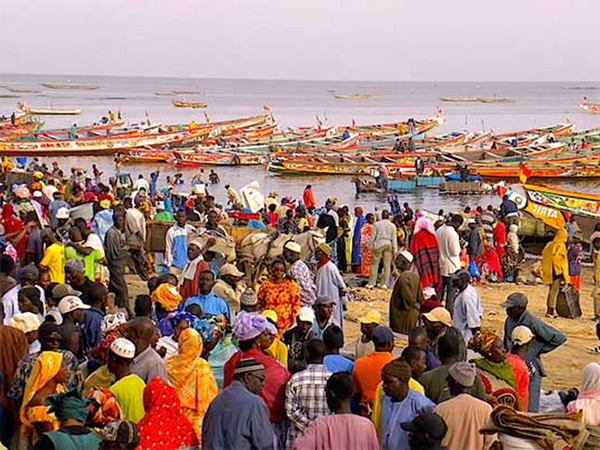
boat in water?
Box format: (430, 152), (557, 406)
(439, 97), (515, 103)
(580, 99), (600, 114)
(18, 102), (81, 116)
(172, 99), (207, 108)
(333, 93), (375, 99)
(41, 82), (101, 90)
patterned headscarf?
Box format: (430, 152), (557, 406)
(233, 310), (277, 342)
(45, 388), (90, 422)
(468, 329), (499, 356)
(86, 387), (123, 427)
(151, 283), (182, 312)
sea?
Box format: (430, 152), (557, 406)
(1, 73), (599, 214)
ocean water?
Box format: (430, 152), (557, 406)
(1, 74), (599, 213)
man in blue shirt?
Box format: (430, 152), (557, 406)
(184, 270), (231, 323)
(165, 210), (196, 278)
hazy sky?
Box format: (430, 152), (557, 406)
(1, 0), (598, 81)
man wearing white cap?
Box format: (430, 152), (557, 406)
(506, 325), (533, 411)
(283, 306), (316, 373)
(214, 263), (245, 307)
(390, 250), (423, 335)
(283, 241), (317, 307)
(58, 295), (90, 361)
(106, 337), (146, 423)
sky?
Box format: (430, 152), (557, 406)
(1, 0), (599, 81)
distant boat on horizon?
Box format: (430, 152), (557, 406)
(42, 82), (101, 90)
(18, 101), (82, 115)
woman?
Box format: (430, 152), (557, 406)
(541, 228), (570, 318)
(568, 235), (583, 292)
(360, 213), (375, 276)
(2, 203), (27, 262)
(257, 259), (301, 334)
(19, 351), (71, 445)
(156, 311), (197, 358)
(86, 387), (124, 428)
(481, 242), (503, 282)
(166, 328), (218, 443)
(409, 217), (440, 290)
(136, 377), (199, 450)
(567, 362), (600, 426)
(494, 220), (507, 260)
(468, 329), (519, 409)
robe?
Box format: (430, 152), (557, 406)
(316, 261), (346, 328)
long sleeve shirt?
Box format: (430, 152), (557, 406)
(371, 219), (398, 253)
(436, 224), (462, 277)
(165, 224), (195, 269)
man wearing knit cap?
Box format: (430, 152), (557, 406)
(239, 287), (259, 313)
(434, 362), (496, 450)
(390, 250), (423, 334)
(283, 240), (317, 307)
(502, 291), (566, 412)
(379, 360), (435, 450)
(203, 358), (273, 450)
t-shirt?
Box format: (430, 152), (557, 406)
(109, 374), (146, 423)
(353, 352), (394, 404)
(40, 243), (65, 283)
(324, 354), (354, 373)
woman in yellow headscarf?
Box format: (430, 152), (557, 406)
(541, 228), (570, 318)
(19, 351), (70, 445)
(165, 328), (218, 444)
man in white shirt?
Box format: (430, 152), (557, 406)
(452, 270), (482, 344)
(436, 214), (464, 312)
(367, 210), (398, 289)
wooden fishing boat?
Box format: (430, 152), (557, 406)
(41, 83), (100, 90)
(21, 106), (82, 116)
(437, 142), (567, 163)
(173, 151), (263, 167)
(172, 99), (207, 108)
(155, 92), (176, 96)
(333, 93), (375, 99)
(478, 97), (516, 103)
(6, 88), (40, 94)
(172, 90), (203, 95)
(471, 164), (600, 180)
(117, 148), (173, 163)
(439, 97), (480, 102)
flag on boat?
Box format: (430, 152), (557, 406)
(519, 163), (531, 183)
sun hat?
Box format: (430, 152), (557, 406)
(219, 263), (244, 278)
(9, 312), (41, 333)
(511, 325), (534, 346)
(316, 242), (332, 255)
(423, 307), (452, 327)
(51, 283), (82, 300)
(500, 292), (529, 309)
(58, 295), (91, 314)
(284, 241), (302, 253)
(56, 207), (70, 219)
(297, 306), (316, 323)
(110, 338), (136, 359)
(358, 309), (382, 325)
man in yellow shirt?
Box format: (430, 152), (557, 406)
(40, 228), (65, 283)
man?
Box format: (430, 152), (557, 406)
(367, 210), (398, 289)
(502, 292), (566, 412)
(203, 358), (274, 450)
(315, 243), (346, 328)
(353, 326), (395, 409)
(46, 283), (80, 324)
(133, 174), (150, 192)
(422, 307), (466, 365)
(414, 156), (425, 175)
(65, 259), (94, 305)
(343, 309), (380, 361)
(379, 360), (435, 450)
(92, 200), (114, 244)
(58, 295), (90, 362)
(48, 191), (69, 229)
(2, 265), (45, 325)
(303, 185), (316, 210)
(165, 210), (196, 278)
(541, 229), (570, 318)
(153, 200), (173, 221)
(202, 209), (229, 238)
(316, 201), (338, 251)
(292, 372), (379, 450)
(390, 250), (423, 334)
(419, 330), (486, 404)
(434, 362), (496, 450)
(436, 214), (463, 310)
(451, 270), (482, 343)
(400, 412), (448, 450)
(127, 317), (168, 383)
(224, 184), (242, 206)
(593, 237), (600, 321)
(283, 306), (315, 373)
(285, 339), (331, 445)
(104, 211), (129, 308)
(506, 325), (533, 412)
(480, 205), (496, 244)
(213, 263), (245, 308)
(351, 207), (366, 272)
(312, 295), (337, 340)
(179, 238), (211, 300)
(409, 327), (440, 371)
(239, 288), (259, 313)
(73, 217), (107, 284)
(184, 270), (231, 323)
(283, 241), (317, 307)
(499, 195), (520, 226)
(107, 337), (146, 423)
(123, 197), (148, 281)
(401, 346), (427, 387)
(82, 283), (108, 350)
(40, 228), (65, 283)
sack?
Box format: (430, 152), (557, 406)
(468, 260), (481, 278)
(556, 284), (581, 319)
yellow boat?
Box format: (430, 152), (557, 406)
(172, 99), (207, 108)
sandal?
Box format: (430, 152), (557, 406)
(545, 312), (558, 319)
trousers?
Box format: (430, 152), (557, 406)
(546, 278), (562, 311)
(593, 283), (600, 318)
(369, 244), (392, 287)
(441, 276), (458, 315)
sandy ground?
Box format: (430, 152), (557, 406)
(126, 266), (597, 391)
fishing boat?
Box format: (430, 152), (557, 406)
(155, 92), (176, 96)
(478, 97), (516, 103)
(471, 164), (600, 180)
(333, 93), (375, 99)
(438, 97), (480, 102)
(173, 151), (263, 167)
(580, 100), (600, 114)
(41, 83), (101, 90)
(172, 99), (207, 108)
(6, 88), (40, 94)
(20, 106), (82, 116)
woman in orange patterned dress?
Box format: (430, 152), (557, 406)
(360, 214), (375, 276)
(257, 259), (301, 335)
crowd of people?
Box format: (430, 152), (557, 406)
(0, 159), (599, 449)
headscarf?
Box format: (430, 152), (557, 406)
(151, 283), (182, 312)
(86, 387), (123, 427)
(414, 216), (436, 235)
(137, 377), (199, 450)
(45, 388), (90, 422)
(582, 363), (600, 394)
(233, 310), (277, 341)
(166, 329), (218, 437)
(20, 351), (65, 427)
(468, 329), (499, 356)
(541, 228), (570, 284)
(168, 311), (198, 329)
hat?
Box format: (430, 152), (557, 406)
(451, 269), (471, 283)
(188, 238), (205, 250)
(100, 199), (111, 209)
(33, 171), (44, 179)
(110, 338), (136, 359)
(233, 358), (265, 375)
(9, 312), (41, 333)
(511, 325), (534, 346)
(448, 361), (477, 387)
(400, 412), (448, 441)
(56, 207), (70, 220)
(358, 309), (381, 325)
(399, 250), (414, 264)
(51, 283), (82, 300)
(262, 310), (278, 326)
(423, 307), (452, 327)
(65, 258), (85, 274)
(284, 241), (301, 253)
(500, 292), (528, 309)
(101, 312), (128, 334)
(33, 190), (43, 198)
(240, 288), (258, 306)
(315, 295), (336, 305)
(372, 326), (394, 345)
(219, 263), (244, 278)
(58, 295), (91, 314)
(316, 242), (332, 255)
(16, 186), (30, 199)
(99, 420), (140, 446)
(155, 201), (165, 210)
(297, 306), (315, 323)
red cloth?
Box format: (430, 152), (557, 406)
(409, 230), (441, 289)
(137, 377), (199, 450)
(2, 203), (26, 260)
(303, 189), (316, 209)
(493, 222), (507, 260)
(506, 353), (529, 412)
(266, 211), (278, 227)
(482, 248), (503, 281)
(179, 260), (210, 300)
(223, 347), (291, 423)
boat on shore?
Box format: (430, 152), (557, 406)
(172, 99), (207, 108)
(41, 83), (101, 90)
